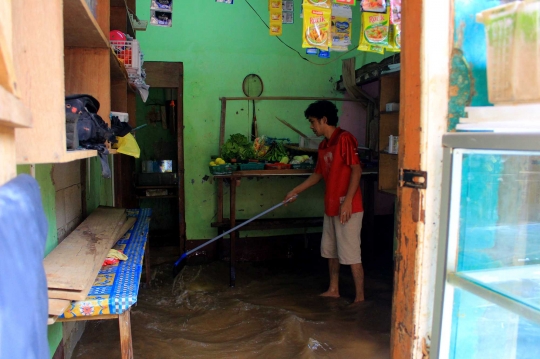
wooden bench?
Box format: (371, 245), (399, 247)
(52, 209), (151, 359)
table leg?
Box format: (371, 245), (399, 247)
(144, 241), (151, 287)
(217, 178), (223, 223)
(230, 178), (237, 288)
(119, 310), (133, 359)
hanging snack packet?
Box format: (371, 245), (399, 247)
(331, 4), (352, 48)
(361, 0), (386, 13)
(389, 0), (401, 24)
(270, 22), (283, 36)
(269, 0), (282, 10)
(358, 7), (390, 50)
(386, 24), (401, 52)
(270, 9), (283, 22)
(303, 4), (332, 50)
(358, 43), (385, 54)
(303, 0), (332, 9)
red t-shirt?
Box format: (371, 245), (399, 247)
(314, 128), (363, 217)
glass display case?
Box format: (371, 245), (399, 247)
(432, 133), (540, 359)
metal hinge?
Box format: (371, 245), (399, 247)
(399, 169), (427, 189)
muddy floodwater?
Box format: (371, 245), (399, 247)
(73, 257), (392, 359)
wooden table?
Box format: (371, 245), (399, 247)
(57, 209), (151, 359)
(213, 169), (378, 287)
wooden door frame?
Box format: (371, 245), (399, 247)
(142, 61), (186, 253)
(391, 0), (451, 358)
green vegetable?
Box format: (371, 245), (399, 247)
(264, 142), (288, 162)
(221, 134), (256, 161)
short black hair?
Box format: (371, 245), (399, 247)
(304, 100), (339, 126)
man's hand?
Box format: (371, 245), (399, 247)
(284, 191), (298, 205)
(340, 199), (353, 224)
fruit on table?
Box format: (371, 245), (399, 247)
(215, 158), (226, 165)
(209, 161), (217, 166)
(279, 156), (289, 164)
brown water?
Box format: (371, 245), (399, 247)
(73, 259), (392, 359)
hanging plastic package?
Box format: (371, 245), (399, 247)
(389, 0), (401, 24)
(303, 0), (332, 8)
(358, 6), (390, 53)
(303, 3), (332, 50)
(361, 0), (386, 13)
(386, 23), (401, 52)
(116, 133), (141, 158)
(269, 2), (283, 36)
(331, 3), (352, 52)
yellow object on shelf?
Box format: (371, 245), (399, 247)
(116, 133), (140, 158)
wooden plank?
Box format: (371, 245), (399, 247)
(379, 73), (401, 112)
(0, 0), (17, 95)
(0, 127), (16, 186)
(44, 207), (126, 291)
(144, 62), (181, 88)
(390, 0), (423, 358)
(114, 216), (136, 243)
(64, 48), (111, 125)
(111, 6), (128, 34)
(47, 285), (92, 301)
(214, 169), (313, 178)
(0, 85), (31, 128)
(379, 153), (398, 193)
(95, 0), (110, 36)
(58, 313), (119, 322)
(379, 112), (400, 152)
(53, 161), (81, 191)
(14, 0), (66, 164)
(49, 298), (71, 316)
(63, 0), (108, 48)
(111, 79), (128, 111)
(110, 49), (129, 82)
(48, 315), (58, 325)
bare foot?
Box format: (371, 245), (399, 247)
(351, 296), (365, 304)
(319, 290), (340, 298)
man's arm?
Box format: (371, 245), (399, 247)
(284, 173), (323, 203)
(340, 164), (362, 224)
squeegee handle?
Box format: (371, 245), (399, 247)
(176, 196), (296, 264)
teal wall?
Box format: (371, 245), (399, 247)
(135, 0), (392, 240)
(446, 1), (537, 358)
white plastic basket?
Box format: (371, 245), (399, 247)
(110, 39), (141, 76)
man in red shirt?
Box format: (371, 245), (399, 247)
(284, 101), (364, 303)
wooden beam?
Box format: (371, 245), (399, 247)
(119, 311), (133, 359)
(48, 298), (71, 316)
(390, 0), (424, 358)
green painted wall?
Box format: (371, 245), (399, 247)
(18, 158), (112, 358)
(135, 0), (394, 240)
(17, 165), (62, 358)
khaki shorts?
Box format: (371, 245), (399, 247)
(321, 212), (363, 265)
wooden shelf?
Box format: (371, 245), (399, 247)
(0, 86), (32, 128)
(135, 185), (177, 189)
(214, 169), (313, 178)
(61, 149), (98, 163)
(136, 195), (177, 199)
(110, 49), (129, 81)
(64, 0), (109, 48)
